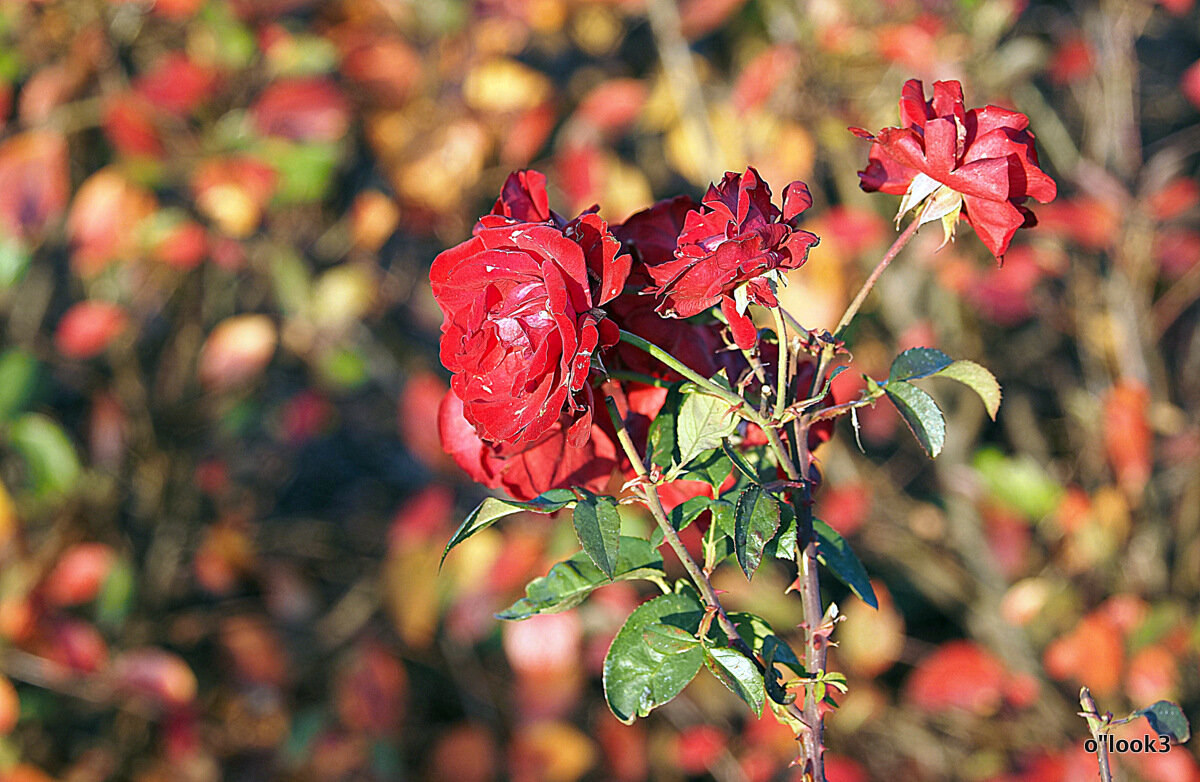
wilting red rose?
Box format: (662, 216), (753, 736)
(431, 171), (628, 448)
(642, 168), (818, 350)
(853, 79), (1057, 260)
(438, 389), (617, 501)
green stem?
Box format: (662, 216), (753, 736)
(603, 392), (814, 734)
(772, 307), (790, 421)
(605, 369), (674, 388)
(832, 217), (921, 338)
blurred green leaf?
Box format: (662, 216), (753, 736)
(0, 234), (30, 290)
(7, 413), (80, 499)
(572, 491), (621, 579)
(0, 349), (38, 422)
(603, 591), (705, 724)
(96, 558), (136, 630)
(972, 447), (1063, 520)
(497, 537), (664, 620)
(263, 141), (342, 204)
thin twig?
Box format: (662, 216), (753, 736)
(1080, 688), (1116, 782)
(833, 217), (921, 337)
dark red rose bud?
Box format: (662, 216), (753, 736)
(854, 79), (1057, 260)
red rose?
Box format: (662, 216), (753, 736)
(853, 79), (1057, 260)
(613, 195), (699, 285)
(438, 389), (617, 501)
(430, 171), (628, 448)
(641, 168), (819, 350)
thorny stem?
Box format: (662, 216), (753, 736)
(1080, 688), (1116, 782)
(832, 216), (921, 338)
(602, 393), (813, 733)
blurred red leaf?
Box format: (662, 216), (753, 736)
(1125, 644), (1178, 704)
(220, 614), (288, 687)
(151, 219), (209, 271)
(103, 93), (164, 158)
(1048, 35), (1094, 85)
(1148, 176), (1200, 222)
(1154, 228), (1200, 280)
(1181, 59), (1200, 109)
(134, 54), (218, 117)
(334, 640), (407, 735)
(197, 314), (277, 390)
(1102, 380), (1152, 497)
(38, 617), (109, 674)
(905, 640), (1007, 715)
(43, 543), (115, 606)
(110, 648), (197, 708)
(428, 723), (498, 782)
(252, 78), (350, 143)
(0, 675), (18, 735)
(0, 131), (70, 239)
(1043, 611), (1124, 696)
(66, 169), (157, 275)
(679, 0), (749, 39)
(576, 79), (647, 134)
(820, 755), (870, 782)
(337, 31), (421, 107)
(398, 372), (452, 470)
(55, 302), (128, 360)
(733, 46), (797, 113)
(191, 157), (277, 238)
(673, 725), (728, 775)
(817, 482), (872, 537)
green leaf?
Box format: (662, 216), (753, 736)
(497, 537), (664, 620)
(442, 489), (576, 564)
(647, 383), (683, 469)
(705, 647), (765, 716)
(669, 496), (714, 532)
(643, 623), (700, 654)
(726, 612), (805, 676)
(7, 413), (81, 499)
(764, 502), (797, 561)
(972, 447), (1062, 520)
(1137, 701), (1191, 743)
(603, 592), (706, 724)
(0, 234), (31, 290)
(684, 448), (733, 491)
(734, 486), (781, 580)
(813, 520), (877, 608)
(889, 347), (953, 382)
(885, 380), (945, 458)
(721, 441), (762, 484)
(675, 385), (738, 468)
(889, 348), (1001, 420)
(95, 558), (135, 630)
(938, 360), (1002, 420)
(573, 492), (622, 579)
(0, 349), (39, 422)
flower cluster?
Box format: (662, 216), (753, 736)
(433, 81), (1055, 501)
(433, 167), (812, 499)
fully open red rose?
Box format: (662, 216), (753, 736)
(431, 171), (628, 449)
(438, 389), (617, 501)
(853, 79), (1057, 259)
(641, 168), (819, 350)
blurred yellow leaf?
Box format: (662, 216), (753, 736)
(463, 58), (551, 114)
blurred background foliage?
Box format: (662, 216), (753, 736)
(0, 0), (1196, 780)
